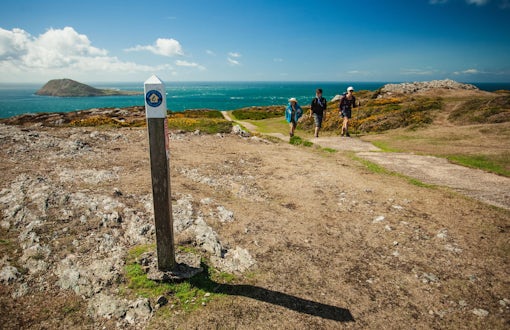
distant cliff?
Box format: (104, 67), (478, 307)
(35, 78), (142, 97)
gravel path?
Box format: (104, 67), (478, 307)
(223, 112), (509, 210)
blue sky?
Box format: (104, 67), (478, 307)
(0, 0), (509, 83)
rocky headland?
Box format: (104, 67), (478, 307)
(35, 79), (142, 97)
(380, 79), (479, 94)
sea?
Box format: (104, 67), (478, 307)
(0, 81), (509, 119)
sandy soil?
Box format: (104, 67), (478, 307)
(1, 122), (508, 329)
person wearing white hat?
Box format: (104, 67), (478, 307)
(285, 97), (303, 137)
(339, 86), (357, 137)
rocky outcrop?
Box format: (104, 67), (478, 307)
(0, 124), (256, 328)
(380, 79), (478, 94)
(35, 78), (142, 97)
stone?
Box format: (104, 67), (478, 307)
(471, 308), (489, 317)
(217, 206), (234, 223)
(436, 229), (448, 239)
(124, 298), (152, 324)
(211, 247), (256, 274)
(381, 79), (478, 94)
(156, 295), (168, 307)
(232, 125), (250, 137)
(0, 265), (20, 284)
(372, 215), (385, 223)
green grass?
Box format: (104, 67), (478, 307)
(289, 135), (313, 147)
(447, 154), (510, 177)
(350, 154), (390, 174)
(322, 147), (337, 153)
(244, 117), (289, 134)
(123, 245), (236, 314)
(350, 154), (435, 187)
(166, 118), (232, 134)
(370, 141), (402, 152)
(231, 106), (284, 120)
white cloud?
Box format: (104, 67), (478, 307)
(0, 28), (31, 60)
(125, 38), (184, 57)
(227, 57), (240, 66)
(453, 68), (480, 75)
(466, 0), (489, 5)
(175, 60), (206, 70)
(0, 27), (176, 81)
(227, 52), (241, 66)
(273, 58), (283, 62)
(206, 49), (216, 56)
(429, 0), (448, 4)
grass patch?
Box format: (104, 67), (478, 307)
(231, 106), (284, 120)
(289, 135), (313, 147)
(353, 156), (391, 174)
(244, 117), (289, 134)
(322, 147), (337, 153)
(123, 245), (236, 314)
(448, 95), (510, 124)
(406, 177), (435, 188)
(351, 154), (435, 187)
(447, 154), (510, 177)
(166, 118), (232, 134)
(370, 141), (402, 152)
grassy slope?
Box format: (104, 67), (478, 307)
(228, 92), (510, 177)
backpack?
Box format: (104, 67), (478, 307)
(340, 93), (355, 110)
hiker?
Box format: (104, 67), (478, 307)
(309, 88), (327, 138)
(339, 86), (357, 137)
(285, 97), (303, 137)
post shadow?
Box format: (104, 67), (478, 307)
(188, 263), (355, 323)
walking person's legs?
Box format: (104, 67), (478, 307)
(342, 116), (350, 136)
(289, 121), (296, 137)
(313, 114), (322, 138)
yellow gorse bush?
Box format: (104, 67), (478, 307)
(368, 97), (402, 106)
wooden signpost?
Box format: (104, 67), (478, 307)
(144, 75), (175, 271)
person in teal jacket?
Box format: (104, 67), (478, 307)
(285, 97), (303, 137)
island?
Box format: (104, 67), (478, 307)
(35, 78), (142, 97)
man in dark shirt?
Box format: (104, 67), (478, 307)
(309, 88), (327, 138)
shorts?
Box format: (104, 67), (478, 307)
(341, 109), (352, 119)
(313, 113), (323, 128)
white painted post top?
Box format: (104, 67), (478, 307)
(144, 75), (167, 118)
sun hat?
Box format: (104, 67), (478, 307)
(347, 86), (354, 92)
(288, 97), (297, 103)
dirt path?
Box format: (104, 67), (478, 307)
(1, 124), (508, 329)
(223, 112), (510, 210)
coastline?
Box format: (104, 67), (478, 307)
(0, 80), (509, 119)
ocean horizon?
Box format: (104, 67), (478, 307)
(1, 81), (509, 119)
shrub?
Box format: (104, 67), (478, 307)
(168, 109), (224, 119)
(69, 115), (144, 128)
(232, 106), (284, 120)
(448, 95), (510, 124)
(166, 118), (232, 134)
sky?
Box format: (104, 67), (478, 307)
(0, 0), (509, 83)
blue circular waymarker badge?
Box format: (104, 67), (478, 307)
(146, 90), (163, 107)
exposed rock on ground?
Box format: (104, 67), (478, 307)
(380, 79), (478, 94)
